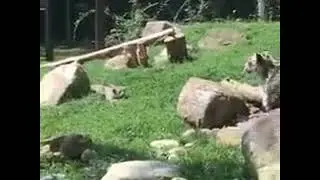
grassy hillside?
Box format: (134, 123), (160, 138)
(40, 21), (280, 180)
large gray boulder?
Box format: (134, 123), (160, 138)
(40, 62), (90, 106)
(241, 109), (280, 180)
(100, 160), (182, 180)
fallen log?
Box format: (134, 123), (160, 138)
(177, 77), (250, 129)
(40, 28), (175, 69)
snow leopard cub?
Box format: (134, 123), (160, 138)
(243, 52), (280, 111)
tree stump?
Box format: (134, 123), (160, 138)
(164, 33), (188, 63)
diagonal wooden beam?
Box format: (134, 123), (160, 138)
(40, 28), (175, 69)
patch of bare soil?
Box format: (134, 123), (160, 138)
(198, 28), (244, 50)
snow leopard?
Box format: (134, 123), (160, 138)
(243, 51), (280, 111)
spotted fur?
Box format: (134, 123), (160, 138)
(244, 52), (280, 111)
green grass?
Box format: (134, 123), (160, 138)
(40, 21), (280, 180)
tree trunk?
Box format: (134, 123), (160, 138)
(257, 0), (268, 21)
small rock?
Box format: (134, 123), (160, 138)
(100, 160), (180, 180)
(199, 128), (216, 136)
(167, 147), (187, 162)
(181, 128), (217, 138)
(40, 175), (55, 180)
(141, 21), (182, 38)
(150, 139), (180, 151)
(257, 162), (280, 180)
(81, 149), (97, 162)
(40, 145), (51, 156)
(40, 174), (65, 180)
(167, 154), (180, 162)
(216, 126), (244, 146)
(168, 147), (187, 157)
(211, 128), (220, 134)
(104, 54), (132, 70)
(181, 129), (196, 137)
(40, 134), (93, 161)
(172, 177), (188, 180)
(184, 142), (195, 148)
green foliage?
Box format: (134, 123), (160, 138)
(71, 0), (279, 45)
(106, 8), (150, 44)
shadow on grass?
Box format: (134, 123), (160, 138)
(180, 159), (250, 180)
(92, 143), (151, 162)
(41, 142), (250, 180)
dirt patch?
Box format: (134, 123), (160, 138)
(198, 28), (244, 50)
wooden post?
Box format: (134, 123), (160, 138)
(164, 33), (188, 63)
(65, 0), (72, 46)
(45, 0), (54, 61)
(95, 0), (105, 50)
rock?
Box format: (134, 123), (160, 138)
(40, 62), (91, 106)
(150, 139), (180, 151)
(40, 174), (65, 180)
(167, 154), (180, 162)
(241, 108), (280, 180)
(141, 21), (182, 38)
(184, 142), (195, 148)
(177, 77), (250, 129)
(40, 134), (93, 161)
(100, 160), (180, 180)
(105, 44), (149, 69)
(200, 128), (218, 136)
(181, 129), (196, 137)
(249, 105), (261, 115)
(40, 145), (51, 157)
(168, 147), (187, 157)
(257, 162), (280, 180)
(171, 177), (188, 180)
(104, 54), (133, 70)
(215, 126), (245, 146)
(40, 175), (55, 180)
(167, 147), (187, 161)
(181, 128), (218, 138)
(81, 149), (97, 162)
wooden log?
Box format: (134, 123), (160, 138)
(40, 28), (175, 69)
(164, 33), (188, 63)
(177, 77), (250, 129)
